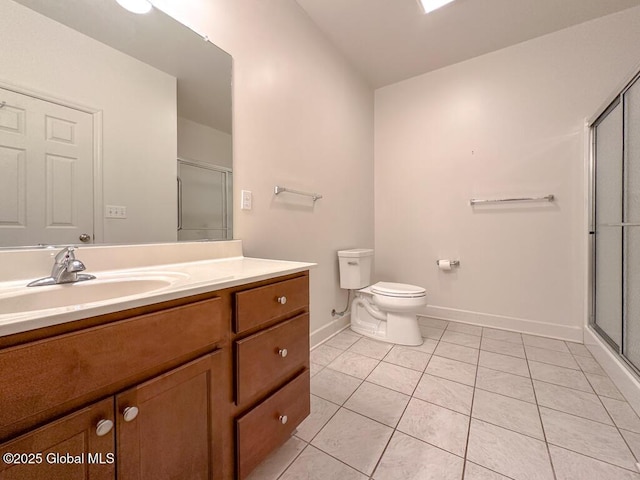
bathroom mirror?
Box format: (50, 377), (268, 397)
(0, 0), (232, 248)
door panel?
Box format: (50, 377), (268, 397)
(0, 398), (114, 480)
(624, 227), (640, 368)
(623, 77), (640, 369)
(177, 160), (230, 241)
(0, 87), (94, 246)
(116, 352), (221, 480)
(594, 101), (623, 347)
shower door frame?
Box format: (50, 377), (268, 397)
(588, 68), (640, 378)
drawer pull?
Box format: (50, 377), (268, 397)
(277, 296), (287, 305)
(278, 348), (288, 358)
(279, 415), (288, 425)
(122, 406), (139, 422)
(96, 419), (114, 437)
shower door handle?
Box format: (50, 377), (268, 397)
(177, 175), (183, 231)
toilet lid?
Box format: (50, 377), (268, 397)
(371, 282), (426, 298)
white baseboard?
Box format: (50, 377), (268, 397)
(584, 326), (640, 417)
(310, 314), (351, 349)
(422, 305), (583, 343)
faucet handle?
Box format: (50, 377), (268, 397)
(54, 246), (76, 264)
(67, 259), (86, 273)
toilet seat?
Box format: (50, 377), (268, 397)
(371, 282), (426, 298)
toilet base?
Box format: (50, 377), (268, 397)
(350, 307), (423, 346)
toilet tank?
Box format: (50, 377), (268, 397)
(338, 249), (374, 289)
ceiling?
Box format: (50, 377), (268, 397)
(15, 0), (232, 133)
(295, 0), (640, 88)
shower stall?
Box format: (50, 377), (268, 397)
(590, 68), (640, 377)
(177, 158), (233, 241)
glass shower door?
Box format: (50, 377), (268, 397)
(177, 159), (232, 241)
(593, 100), (623, 350)
(592, 71), (640, 374)
(623, 77), (640, 370)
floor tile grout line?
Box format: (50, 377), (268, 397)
(465, 460), (519, 480)
(436, 339), (481, 357)
(272, 438), (310, 480)
(473, 383), (537, 406)
(298, 441), (376, 478)
(535, 403), (616, 429)
(305, 326), (636, 480)
(316, 370), (406, 477)
(437, 339), (481, 351)
(481, 331), (524, 345)
(544, 440), (640, 474)
(432, 353), (479, 367)
(470, 408), (548, 443)
(523, 344), (559, 480)
(460, 341), (480, 480)
(423, 367), (476, 389)
(524, 355), (582, 372)
(477, 360), (532, 379)
(298, 377), (376, 477)
(391, 426), (469, 460)
(299, 337), (410, 480)
(584, 371), (640, 465)
(299, 399), (640, 479)
(312, 327), (637, 478)
(369, 335), (465, 478)
(411, 388), (473, 417)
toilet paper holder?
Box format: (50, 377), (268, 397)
(436, 259), (460, 267)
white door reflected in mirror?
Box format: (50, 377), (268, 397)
(0, 87), (94, 246)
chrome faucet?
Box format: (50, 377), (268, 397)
(27, 247), (96, 287)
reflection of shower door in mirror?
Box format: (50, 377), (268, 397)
(592, 72), (640, 374)
(177, 159), (232, 241)
(0, 87), (94, 246)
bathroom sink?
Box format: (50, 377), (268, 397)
(0, 273), (187, 315)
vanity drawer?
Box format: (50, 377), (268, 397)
(235, 313), (309, 405)
(236, 370), (310, 479)
(234, 275), (308, 334)
(0, 297), (223, 440)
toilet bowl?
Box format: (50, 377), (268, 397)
(338, 249), (426, 346)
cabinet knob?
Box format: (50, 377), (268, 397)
(277, 296), (287, 305)
(96, 419), (114, 437)
(278, 348), (288, 358)
(279, 415), (288, 425)
(122, 406), (139, 422)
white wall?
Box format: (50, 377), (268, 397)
(178, 117), (232, 169)
(153, 0), (375, 340)
(1, 1), (177, 245)
(375, 7), (640, 341)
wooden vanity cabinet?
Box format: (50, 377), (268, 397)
(232, 274), (311, 479)
(0, 270), (311, 480)
(0, 397), (115, 480)
(0, 297), (224, 480)
(116, 352), (221, 480)
(0, 353), (220, 480)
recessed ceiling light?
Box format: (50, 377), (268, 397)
(115, 0), (153, 14)
(417, 0), (456, 14)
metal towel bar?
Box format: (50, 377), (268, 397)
(274, 186), (323, 202)
(469, 194), (554, 205)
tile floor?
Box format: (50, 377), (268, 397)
(248, 318), (640, 480)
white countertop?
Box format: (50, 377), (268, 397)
(0, 256), (315, 337)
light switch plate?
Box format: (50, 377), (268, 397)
(106, 205), (127, 219)
(241, 190), (252, 210)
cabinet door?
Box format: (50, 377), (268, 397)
(116, 351), (222, 480)
(0, 398), (114, 480)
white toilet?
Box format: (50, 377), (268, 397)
(338, 249), (426, 346)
